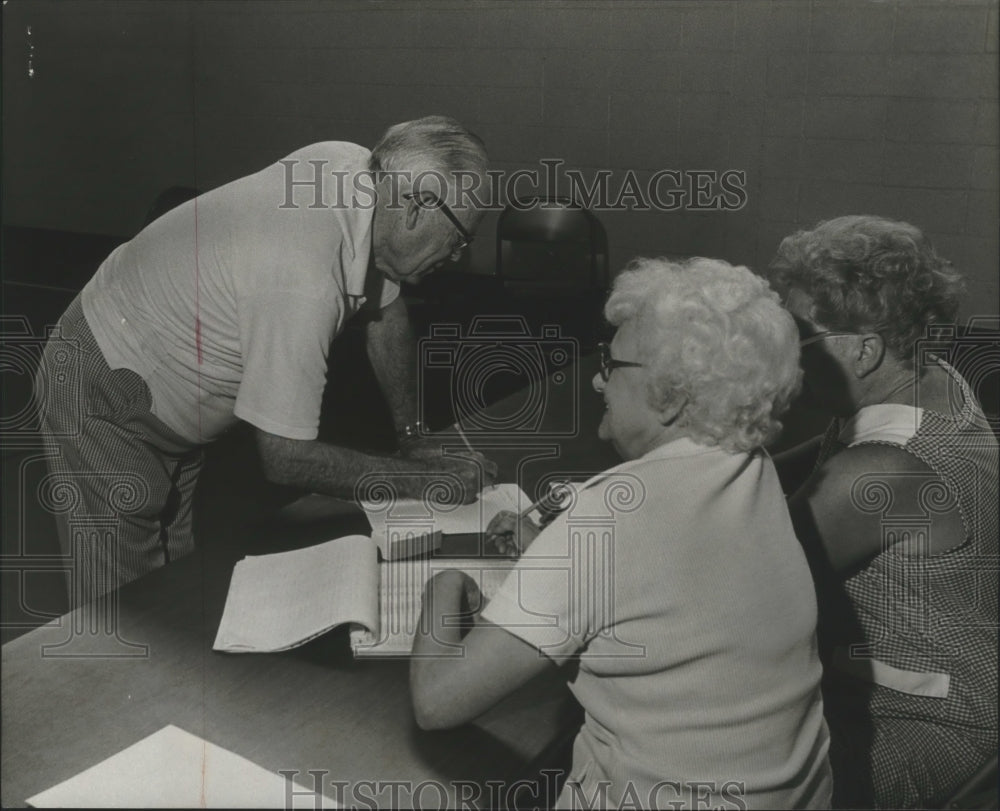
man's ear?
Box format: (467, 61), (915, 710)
(405, 191), (441, 232)
(854, 333), (886, 378)
(404, 193), (424, 231)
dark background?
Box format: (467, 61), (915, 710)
(3, 0), (997, 299)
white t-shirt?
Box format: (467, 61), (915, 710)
(82, 142), (399, 444)
(482, 437), (833, 810)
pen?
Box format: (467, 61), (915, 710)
(518, 480), (573, 519)
(455, 422), (475, 454)
(518, 498), (546, 519)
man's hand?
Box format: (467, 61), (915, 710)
(399, 435), (455, 459)
(422, 452), (498, 504)
(485, 509), (542, 558)
(402, 437), (498, 475)
(403, 436), (499, 504)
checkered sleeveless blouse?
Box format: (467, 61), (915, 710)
(815, 359), (998, 803)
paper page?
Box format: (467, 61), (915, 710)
(362, 482), (529, 540)
(352, 557), (518, 656)
(213, 535), (378, 653)
(26, 724), (338, 808)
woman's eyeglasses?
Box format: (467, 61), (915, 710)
(798, 330), (858, 347)
(597, 342), (644, 382)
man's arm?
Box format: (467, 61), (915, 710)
(364, 296), (419, 435)
(256, 430), (482, 502)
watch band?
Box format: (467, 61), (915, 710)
(397, 420), (425, 445)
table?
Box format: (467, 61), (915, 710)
(2, 352), (617, 808)
(2, 541), (581, 808)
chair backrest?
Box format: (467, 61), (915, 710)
(496, 197), (609, 292)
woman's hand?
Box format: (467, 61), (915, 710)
(485, 510), (542, 558)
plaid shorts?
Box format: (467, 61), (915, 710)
(35, 295), (203, 608)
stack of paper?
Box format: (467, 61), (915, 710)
(213, 535), (379, 653)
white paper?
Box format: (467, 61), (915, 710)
(213, 535), (379, 653)
(26, 724), (338, 808)
(362, 482), (529, 540)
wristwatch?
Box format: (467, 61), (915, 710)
(397, 420), (425, 447)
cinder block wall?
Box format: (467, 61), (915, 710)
(3, 0), (997, 315)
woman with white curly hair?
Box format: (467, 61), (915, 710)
(769, 215), (998, 809)
(410, 257), (833, 809)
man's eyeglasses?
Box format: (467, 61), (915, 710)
(598, 342), (644, 382)
(798, 330), (858, 348)
(403, 192), (474, 257)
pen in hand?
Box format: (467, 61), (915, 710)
(488, 481), (572, 557)
(455, 422), (475, 454)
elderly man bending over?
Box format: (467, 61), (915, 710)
(36, 116), (495, 608)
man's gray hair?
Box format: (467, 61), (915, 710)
(369, 115), (488, 193)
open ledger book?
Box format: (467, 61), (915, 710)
(213, 484), (527, 657)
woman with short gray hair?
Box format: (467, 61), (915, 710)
(410, 257), (833, 809)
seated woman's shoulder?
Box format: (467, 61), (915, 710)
(819, 443), (945, 508)
(819, 443), (967, 555)
(829, 441), (931, 476)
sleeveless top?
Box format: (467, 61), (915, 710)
(814, 358), (998, 746)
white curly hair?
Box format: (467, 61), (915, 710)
(605, 256), (802, 453)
